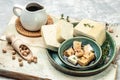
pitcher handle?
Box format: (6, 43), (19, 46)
(13, 4), (23, 17)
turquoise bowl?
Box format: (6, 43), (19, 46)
(58, 37), (102, 70)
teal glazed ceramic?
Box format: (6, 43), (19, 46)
(47, 31), (116, 76)
(58, 37), (102, 70)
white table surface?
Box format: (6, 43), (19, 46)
(0, 0), (120, 80)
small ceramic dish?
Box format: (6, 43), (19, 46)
(58, 37), (102, 70)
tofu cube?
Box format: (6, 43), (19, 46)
(75, 50), (84, 57)
(68, 55), (78, 65)
(64, 47), (74, 57)
(77, 57), (89, 66)
(84, 44), (93, 53)
(83, 52), (95, 62)
(73, 41), (82, 52)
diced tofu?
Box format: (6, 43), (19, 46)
(56, 20), (73, 43)
(77, 57), (89, 66)
(74, 19), (106, 45)
(64, 47), (74, 57)
(68, 55), (78, 65)
(84, 44), (93, 53)
(73, 41), (82, 52)
(75, 50), (84, 57)
(83, 52), (95, 62)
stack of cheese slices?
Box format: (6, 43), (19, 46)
(41, 18), (106, 52)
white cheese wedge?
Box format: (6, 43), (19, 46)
(74, 19), (106, 45)
(55, 20), (73, 43)
(41, 25), (60, 51)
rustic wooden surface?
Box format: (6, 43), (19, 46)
(0, 69), (51, 80)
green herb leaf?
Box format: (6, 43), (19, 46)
(60, 14), (64, 19)
(84, 24), (87, 27)
(66, 16), (70, 22)
(84, 23), (94, 28)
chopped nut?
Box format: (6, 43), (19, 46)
(20, 50), (24, 54)
(33, 56), (37, 59)
(22, 52), (28, 56)
(25, 49), (30, 54)
(27, 58), (32, 64)
(12, 51), (16, 55)
(108, 28), (114, 33)
(18, 58), (22, 62)
(2, 48), (7, 53)
(20, 45), (31, 57)
(116, 35), (118, 37)
(33, 58), (37, 63)
(31, 57), (34, 62)
(19, 61), (23, 67)
(12, 55), (16, 60)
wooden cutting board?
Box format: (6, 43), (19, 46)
(0, 16), (119, 80)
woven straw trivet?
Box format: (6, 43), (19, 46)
(15, 15), (53, 37)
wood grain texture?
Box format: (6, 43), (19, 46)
(0, 69), (51, 80)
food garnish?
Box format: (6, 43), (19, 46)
(66, 16), (70, 22)
(12, 55), (16, 60)
(19, 61), (23, 67)
(33, 57), (37, 63)
(84, 23), (94, 28)
(60, 14), (64, 19)
(101, 41), (110, 64)
(12, 50), (16, 55)
(2, 48), (7, 53)
(60, 14), (70, 22)
(18, 58), (22, 62)
(27, 58), (32, 64)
